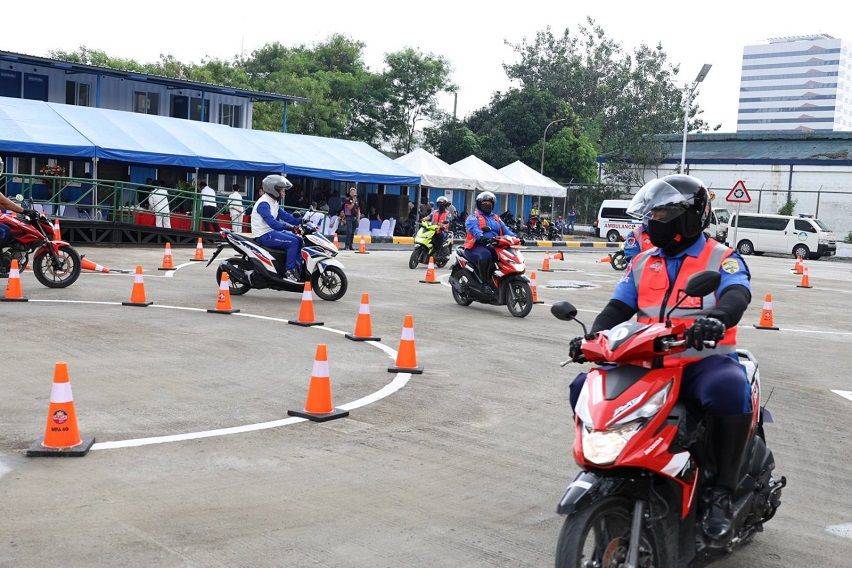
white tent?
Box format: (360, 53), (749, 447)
(394, 148), (477, 190)
(451, 155), (525, 195)
(498, 161), (565, 198)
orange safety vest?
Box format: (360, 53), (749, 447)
(464, 211), (503, 249)
(630, 238), (737, 361)
(633, 226), (654, 252)
(431, 210), (449, 225)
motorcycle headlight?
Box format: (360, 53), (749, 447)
(612, 382), (671, 426)
(582, 421), (644, 465)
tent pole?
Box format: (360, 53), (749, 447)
(414, 184), (422, 222)
(92, 157), (99, 221)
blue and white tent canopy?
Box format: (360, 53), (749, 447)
(394, 148), (477, 190)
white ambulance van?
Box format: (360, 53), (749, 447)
(728, 213), (836, 259)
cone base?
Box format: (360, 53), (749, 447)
(540, 269), (554, 272)
(753, 324), (780, 331)
(1, 297), (29, 302)
(122, 301), (153, 307)
(532, 300), (544, 304)
(189, 258), (206, 262)
(419, 280), (441, 284)
(27, 436), (95, 457)
(355, 251), (370, 255)
(345, 333), (381, 342)
(287, 408), (349, 422)
(207, 308), (240, 314)
(796, 285), (813, 289)
(288, 320), (324, 327)
(388, 365), (424, 374)
(158, 266), (176, 271)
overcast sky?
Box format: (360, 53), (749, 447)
(4, 1), (849, 133)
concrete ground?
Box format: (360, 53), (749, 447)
(1, 244), (850, 567)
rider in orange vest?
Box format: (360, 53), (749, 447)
(565, 175), (754, 543)
(429, 196), (452, 253)
(464, 191), (515, 283)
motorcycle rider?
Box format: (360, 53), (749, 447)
(463, 191), (516, 284)
(0, 157), (26, 245)
(566, 174), (753, 544)
(623, 185), (657, 261)
(251, 174), (303, 282)
(429, 196), (452, 254)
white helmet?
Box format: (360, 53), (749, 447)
(262, 174), (292, 200)
(475, 191), (496, 214)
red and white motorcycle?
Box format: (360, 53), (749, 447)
(551, 270), (784, 568)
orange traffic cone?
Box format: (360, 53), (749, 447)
(529, 270), (544, 304)
(333, 233), (340, 248)
(553, 250), (565, 261)
(208, 272), (240, 314)
(356, 236), (369, 254)
(26, 362), (95, 456)
(190, 238), (206, 261)
(541, 253), (553, 272)
(420, 256), (440, 284)
(345, 292), (381, 341)
(80, 255), (110, 273)
(158, 242), (176, 270)
(288, 281), (323, 327)
(797, 266), (812, 289)
(793, 257), (803, 275)
(598, 256), (611, 263)
(753, 293), (779, 330)
(122, 265), (152, 307)
(2, 259), (28, 302)
(52, 219), (61, 241)
(287, 344), (349, 422)
(388, 314), (423, 374)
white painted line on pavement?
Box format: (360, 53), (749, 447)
(163, 261), (197, 278)
(826, 523), (852, 539)
(741, 326), (852, 337)
(830, 390), (852, 403)
(23, 300), (410, 451)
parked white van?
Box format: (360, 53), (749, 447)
(596, 199), (731, 243)
(728, 213), (836, 259)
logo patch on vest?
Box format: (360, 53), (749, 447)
(721, 258), (740, 274)
(649, 261), (663, 272)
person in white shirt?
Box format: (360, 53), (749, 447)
(198, 178), (219, 232)
(227, 184), (245, 233)
(149, 181), (171, 229)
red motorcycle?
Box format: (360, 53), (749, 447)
(0, 209), (81, 288)
(550, 271), (784, 568)
(448, 235), (533, 317)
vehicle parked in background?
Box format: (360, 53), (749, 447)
(595, 200), (642, 242)
(728, 213), (836, 259)
(710, 207), (730, 243)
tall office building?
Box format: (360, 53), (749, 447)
(737, 35), (851, 132)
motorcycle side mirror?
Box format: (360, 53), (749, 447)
(684, 270), (721, 298)
(551, 301), (578, 321)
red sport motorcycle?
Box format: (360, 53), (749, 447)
(0, 208), (81, 288)
(448, 235), (533, 317)
(550, 270), (784, 568)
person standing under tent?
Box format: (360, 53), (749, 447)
(198, 178), (220, 233)
(149, 181), (171, 229)
(341, 186), (360, 251)
(227, 184), (245, 233)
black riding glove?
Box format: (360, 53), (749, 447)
(685, 317), (726, 351)
(569, 333), (598, 363)
(475, 236), (491, 246)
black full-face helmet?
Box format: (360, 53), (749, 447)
(628, 174), (711, 254)
(475, 191), (496, 215)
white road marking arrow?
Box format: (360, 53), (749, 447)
(830, 390), (852, 402)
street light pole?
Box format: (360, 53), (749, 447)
(679, 63), (712, 174)
(541, 118), (569, 174)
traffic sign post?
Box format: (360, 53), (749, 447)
(726, 180), (752, 249)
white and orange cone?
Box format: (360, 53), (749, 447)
(753, 293), (779, 330)
(190, 238), (206, 261)
(529, 270), (544, 304)
(81, 255), (110, 273)
(52, 219), (61, 241)
(287, 344), (349, 422)
(288, 281), (323, 327)
(345, 293), (381, 341)
(356, 236), (369, 254)
(388, 314), (423, 374)
(26, 362), (95, 457)
(122, 265), (152, 307)
(2, 259), (28, 302)
(208, 272), (240, 314)
(553, 250), (565, 261)
(541, 253), (553, 272)
(797, 266), (813, 289)
(793, 256), (803, 275)
(158, 242), (176, 270)
(419, 256), (439, 284)
(333, 233), (340, 248)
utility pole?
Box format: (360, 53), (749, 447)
(680, 63), (712, 173)
(540, 118), (569, 174)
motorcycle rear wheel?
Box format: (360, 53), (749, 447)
(555, 497), (663, 568)
(311, 265), (347, 301)
(506, 279), (533, 318)
(451, 270), (474, 306)
(33, 246), (81, 288)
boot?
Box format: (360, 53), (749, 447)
(702, 413), (753, 541)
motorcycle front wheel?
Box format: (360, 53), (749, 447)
(409, 246), (423, 269)
(555, 497), (663, 568)
(610, 251), (628, 271)
(217, 260), (251, 296)
(505, 279), (533, 318)
(312, 265), (348, 301)
(33, 246), (81, 288)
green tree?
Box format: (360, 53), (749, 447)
(423, 118), (481, 164)
(382, 48), (454, 153)
(525, 126), (598, 183)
